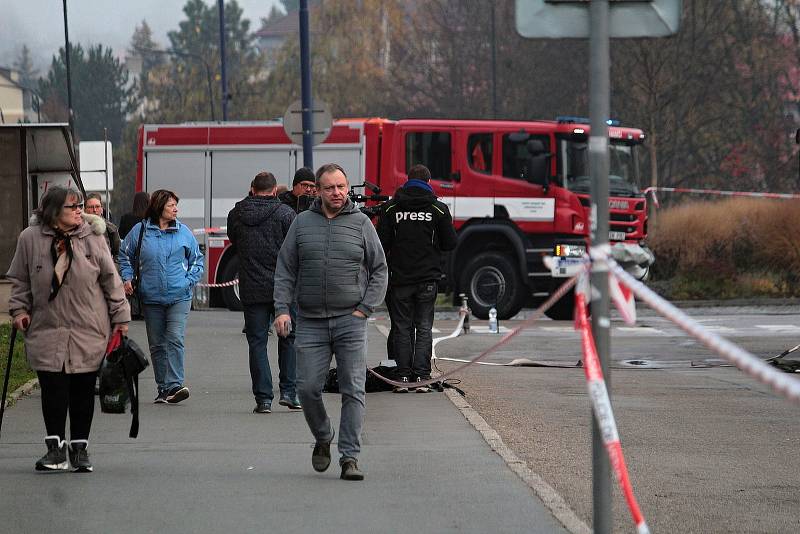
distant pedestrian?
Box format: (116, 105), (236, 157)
(6, 185), (130, 472)
(227, 171), (299, 414)
(278, 167), (316, 214)
(377, 164), (457, 392)
(118, 189), (204, 404)
(84, 193), (121, 268)
(274, 163), (388, 481)
(118, 191), (150, 240)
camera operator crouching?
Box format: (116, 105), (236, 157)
(376, 164), (457, 393)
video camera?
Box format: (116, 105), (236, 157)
(348, 181), (389, 218)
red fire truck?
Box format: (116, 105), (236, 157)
(137, 117), (652, 319)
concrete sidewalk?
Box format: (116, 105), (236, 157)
(0, 310), (569, 534)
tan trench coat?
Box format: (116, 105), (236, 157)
(6, 215), (131, 373)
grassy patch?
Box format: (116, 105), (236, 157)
(0, 322), (35, 404)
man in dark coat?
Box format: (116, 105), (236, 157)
(279, 167), (316, 214)
(227, 172), (298, 414)
(377, 164), (457, 392)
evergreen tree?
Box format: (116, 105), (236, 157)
(38, 43), (134, 144)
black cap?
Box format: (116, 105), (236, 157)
(293, 167), (315, 186)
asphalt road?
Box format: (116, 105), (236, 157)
(414, 304), (800, 534)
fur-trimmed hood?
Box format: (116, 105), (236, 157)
(28, 212), (107, 236)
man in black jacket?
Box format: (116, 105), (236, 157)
(278, 167), (316, 214)
(227, 172), (299, 414)
(377, 164), (457, 392)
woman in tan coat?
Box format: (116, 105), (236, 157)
(6, 185), (130, 473)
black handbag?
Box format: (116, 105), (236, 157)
(99, 333), (149, 438)
(128, 221), (146, 319)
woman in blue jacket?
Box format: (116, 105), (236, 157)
(119, 189), (204, 404)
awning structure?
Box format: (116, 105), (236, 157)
(0, 123), (84, 276)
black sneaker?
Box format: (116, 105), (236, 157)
(154, 390), (168, 404)
(312, 428), (335, 472)
(340, 458), (364, 481)
(68, 440), (93, 473)
(166, 386), (190, 404)
(35, 436), (68, 472)
(279, 395), (302, 411)
(414, 377), (431, 393)
(253, 402), (272, 414)
(393, 376), (411, 393)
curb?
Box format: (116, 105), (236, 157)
(2, 378), (39, 409)
(443, 386), (591, 534)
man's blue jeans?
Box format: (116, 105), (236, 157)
(143, 299), (192, 393)
(295, 313), (367, 463)
(243, 303), (297, 403)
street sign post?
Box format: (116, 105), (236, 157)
(516, 0), (681, 38)
(515, 1), (680, 532)
(282, 100), (333, 147)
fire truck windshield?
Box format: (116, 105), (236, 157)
(559, 139), (642, 197)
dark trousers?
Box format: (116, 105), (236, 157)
(37, 370), (98, 441)
(243, 302), (297, 403)
(387, 281), (437, 379)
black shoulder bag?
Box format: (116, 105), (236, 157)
(128, 221), (146, 319)
(99, 334), (149, 438)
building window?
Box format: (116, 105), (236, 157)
(406, 132), (452, 181)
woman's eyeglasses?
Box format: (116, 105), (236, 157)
(63, 203), (84, 211)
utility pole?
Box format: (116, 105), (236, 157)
(589, 1), (612, 532)
(490, 0), (498, 119)
(299, 0), (313, 169)
(218, 0), (229, 121)
(62, 0), (75, 142)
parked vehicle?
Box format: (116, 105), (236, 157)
(137, 117), (652, 319)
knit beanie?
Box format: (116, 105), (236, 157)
(293, 167), (315, 186)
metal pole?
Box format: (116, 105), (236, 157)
(218, 0), (228, 121)
(103, 127), (110, 219)
(490, 0), (498, 119)
(299, 0), (314, 169)
(589, 1), (612, 532)
(62, 0), (75, 142)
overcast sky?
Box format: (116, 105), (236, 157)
(0, 0), (282, 71)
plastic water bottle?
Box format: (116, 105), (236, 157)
(488, 307), (498, 334)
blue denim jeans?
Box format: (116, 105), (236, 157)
(295, 313), (367, 463)
(243, 303), (297, 403)
(143, 299), (192, 393)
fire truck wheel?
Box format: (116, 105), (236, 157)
(460, 252), (525, 320)
(544, 287), (577, 321)
(220, 256), (243, 311)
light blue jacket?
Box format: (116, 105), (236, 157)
(119, 219), (204, 305)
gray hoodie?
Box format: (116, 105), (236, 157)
(274, 197), (388, 319)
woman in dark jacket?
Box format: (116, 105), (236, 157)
(118, 191), (150, 240)
(7, 185), (130, 473)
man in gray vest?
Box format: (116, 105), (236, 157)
(274, 163), (388, 481)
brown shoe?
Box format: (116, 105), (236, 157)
(340, 459), (364, 481)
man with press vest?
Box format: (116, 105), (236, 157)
(273, 163), (388, 481)
(377, 164), (457, 393)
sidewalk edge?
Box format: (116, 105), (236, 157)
(444, 388), (591, 534)
(2, 378), (39, 409)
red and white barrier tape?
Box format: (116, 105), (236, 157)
(575, 288), (650, 534)
(603, 256), (800, 403)
(368, 276), (579, 389)
(196, 278), (239, 288)
(642, 186), (800, 208)
(192, 226), (227, 236)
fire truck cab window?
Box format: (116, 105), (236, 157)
(467, 133), (493, 174)
(406, 132), (452, 181)
(502, 134), (549, 182)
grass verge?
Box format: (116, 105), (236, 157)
(0, 322), (35, 405)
